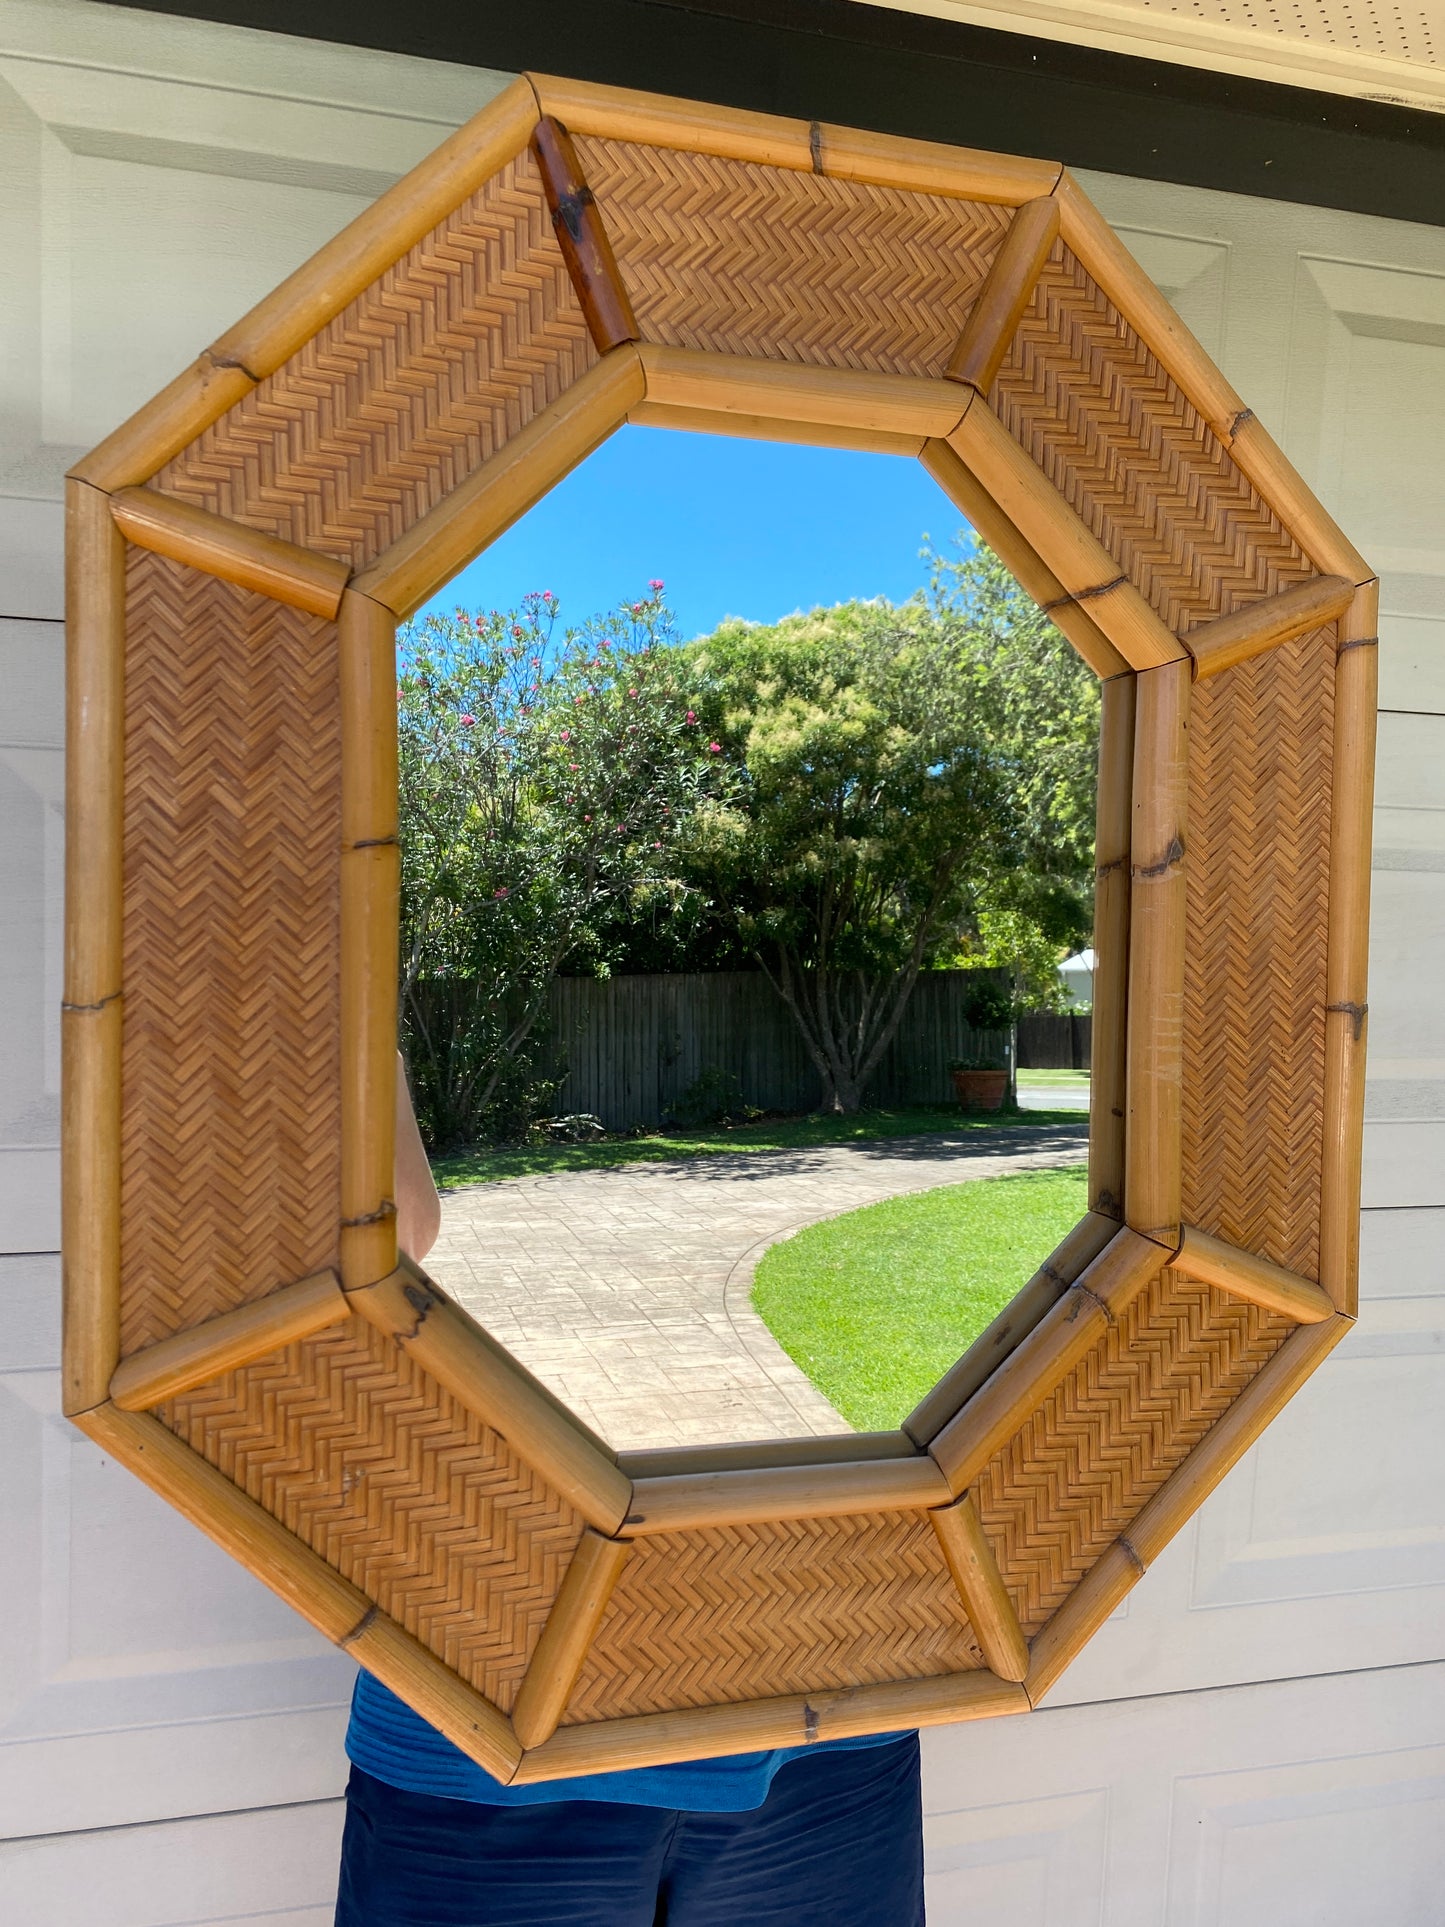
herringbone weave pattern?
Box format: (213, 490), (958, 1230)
(974, 1267), (1290, 1635)
(565, 1511), (983, 1723)
(993, 247), (1310, 632)
(159, 1318), (584, 1707)
(119, 554), (340, 1353)
(576, 136), (1011, 375)
(1182, 631), (1335, 1275)
(155, 151), (595, 569)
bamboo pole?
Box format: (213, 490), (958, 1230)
(815, 124), (1060, 206)
(918, 440), (1127, 679)
(618, 1431), (917, 1480)
(354, 347), (644, 618)
(1175, 1225), (1335, 1325)
(527, 72), (816, 171)
(109, 1270), (349, 1409)
(109, 488), (350, 619)
(77, 1402), (373, 1641)
(338, 591), (399, 1293)
(1090, 672), (1136, 1221)
(348, 1264), (632, 1534)
(1186, 574), (1355, 681)
(621, 1454), (952, 1538)
(346, 1607), (521, 1782)
(902, 1210), (1119, 1446)
(62, 480), (125, 1417)
(629, 398), (927, 460)
(1024, 1536), (1143, 1703)
(1319, 581), (1379, 1316)
(1226, 414), (1374, 587)
(68, 355), (257, 494)
(513, 1669), (1029, 1781)
(928, 1227), (1165, 1491)
(1125, 659), (1191, 1248)
(946, 197), (1060, 396)
(945, 404), (1185, 673)
(639, 345), (970, 441)
(929, 1492), (1030, 1683)
(532, 117), (639, 354)
(511, 1531), (632, 1748)
(1054, 173), (1243, 443)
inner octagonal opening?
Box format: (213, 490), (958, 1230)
(398, 422), (1107, 1454)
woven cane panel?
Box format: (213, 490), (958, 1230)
(118, 553), (340, 1354)
(159, 1317), (584, 1707)
(992, 246), (1310, 632)
(974, 1267), (1291, 1635)
(577, 136), (1011, 376)
(1181, 630), (1336, 1276)
(154, 151), (596, 569)
(565, 1511), (984, 1724)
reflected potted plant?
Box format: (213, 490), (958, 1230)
(948, 1054), (1009, 1111)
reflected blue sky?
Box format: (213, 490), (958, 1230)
(421, 425), (974, 639)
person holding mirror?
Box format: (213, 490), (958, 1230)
(331, 1058), (925, 1925)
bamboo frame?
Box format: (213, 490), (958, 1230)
(621, 1455), (952, 1538)
(1319, 582), (1379, 1315)
(348, 1264), (632, 1534)
(67, 84), (1375, 1770)
(512, 1670), (1030, 1782)
(109, 1270), (349, 1409)
(902, 1211), (1120, 1446)
(1186, 574), (1355, 680)
(62, 480), (126, 1416)
(928, 1228), (1166, 1491)
(1125, 659), (1191, 1249)
(532, 116), (639, 354)
(618, 1431), (919, 1480)
(338, 590), (400, 1292)
(1090, 672), (1136, 1221)
(1175, 1226), (1335, 1325)
(109, 488), (350, 619)
(919, 440), (1128, 679)
(944, 403), (1186, 673)
(353, 347), (645, 618)
(947, 196), (1061, 396)
(929, 1492), (1030, 1682)
(638, 344), (970, 440)
(511, 1531), (632, 1748)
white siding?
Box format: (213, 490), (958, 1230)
(1, 1), (1440, 1916)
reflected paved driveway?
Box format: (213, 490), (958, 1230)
(429, 1124), (1088, 1452)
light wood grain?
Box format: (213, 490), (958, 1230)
(621, 1455), (951, 1537)
(1024, 1536), (1143, 1702)
(355, 347), (644, 618)
(930, 1492), (1030, 1682)
(1227, 413), (1374, 585)
(349, 1263), (632, 1533)
(640, 344), (969, 439)
(1090, 672), (1136, 1221)
(110, 1270), (348, 1409)
(1175, 1226), (1334, 1324)
(618, 1432), (918, 1480)
(1186, 574), (1355, 680)
(928, 1227), (1166, 1491)
(511, 1531), (632, 1748)
(817, 122), (1060, 204)
(629, 399), (926, 459)
(345, 1608), (521, 1782)
(527, 72), (816, 170)
(66, 355), (256, 493)
(1126, 659), (1191, 1247)
(62, 480), (125, 1415)
(947, 197), (1061, 395)
(1320, 582), (1378, 1315)
(110, 488), (349, 618)
(532, 116), (639, 353)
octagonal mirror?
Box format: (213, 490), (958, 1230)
(63, 73), (1374, 1783)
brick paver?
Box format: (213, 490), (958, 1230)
(429, 1124), (1088, 1451)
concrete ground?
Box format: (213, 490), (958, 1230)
(429, 1123), (1089, 1451)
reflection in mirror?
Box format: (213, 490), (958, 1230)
(397, 425), (1103, 1455)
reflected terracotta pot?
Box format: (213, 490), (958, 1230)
(950, 1068), (1008, 1111)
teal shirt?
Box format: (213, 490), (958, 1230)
(347, 1671), (908, 1812)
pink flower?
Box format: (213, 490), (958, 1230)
(459, 712), (476, 726)
(631, 603), (644, 615)
(649, 578), (664, 591)
(686, 710), (696, 725)
(708, 741), (721, 753)
(493, 886), (509, 898)
(653, 840), (662, 849)
(541, 590), (553, 601)
(628, 687), (638, 697)
(512, 625), (524, 639)
(583, 813), (592, 822)
(560, 729), (571, 742)
(569, 762), (579, 770)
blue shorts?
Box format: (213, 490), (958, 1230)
(334, 1732), (924, 1926)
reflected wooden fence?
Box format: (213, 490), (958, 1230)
(547, 970), (1020, 1130)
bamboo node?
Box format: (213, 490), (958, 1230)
(809, 122), (823, 173)
(341, 1602), (381, 1647)
(1071, 1281), (1117, 1327)
(342, 1202), (397, 1228)
(1118, 1534), (1146, 1577)
(1336, 634), (1379, 657)
(1134, 834), (1184, 880)
(62, 991), (121, 1014)
(1327, 1000), (1368, 1042)
(1228, 408), (1255, 438)
(1044, 574), (1127, 612)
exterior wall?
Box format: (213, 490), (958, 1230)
(1, 1), (1441, 1917)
